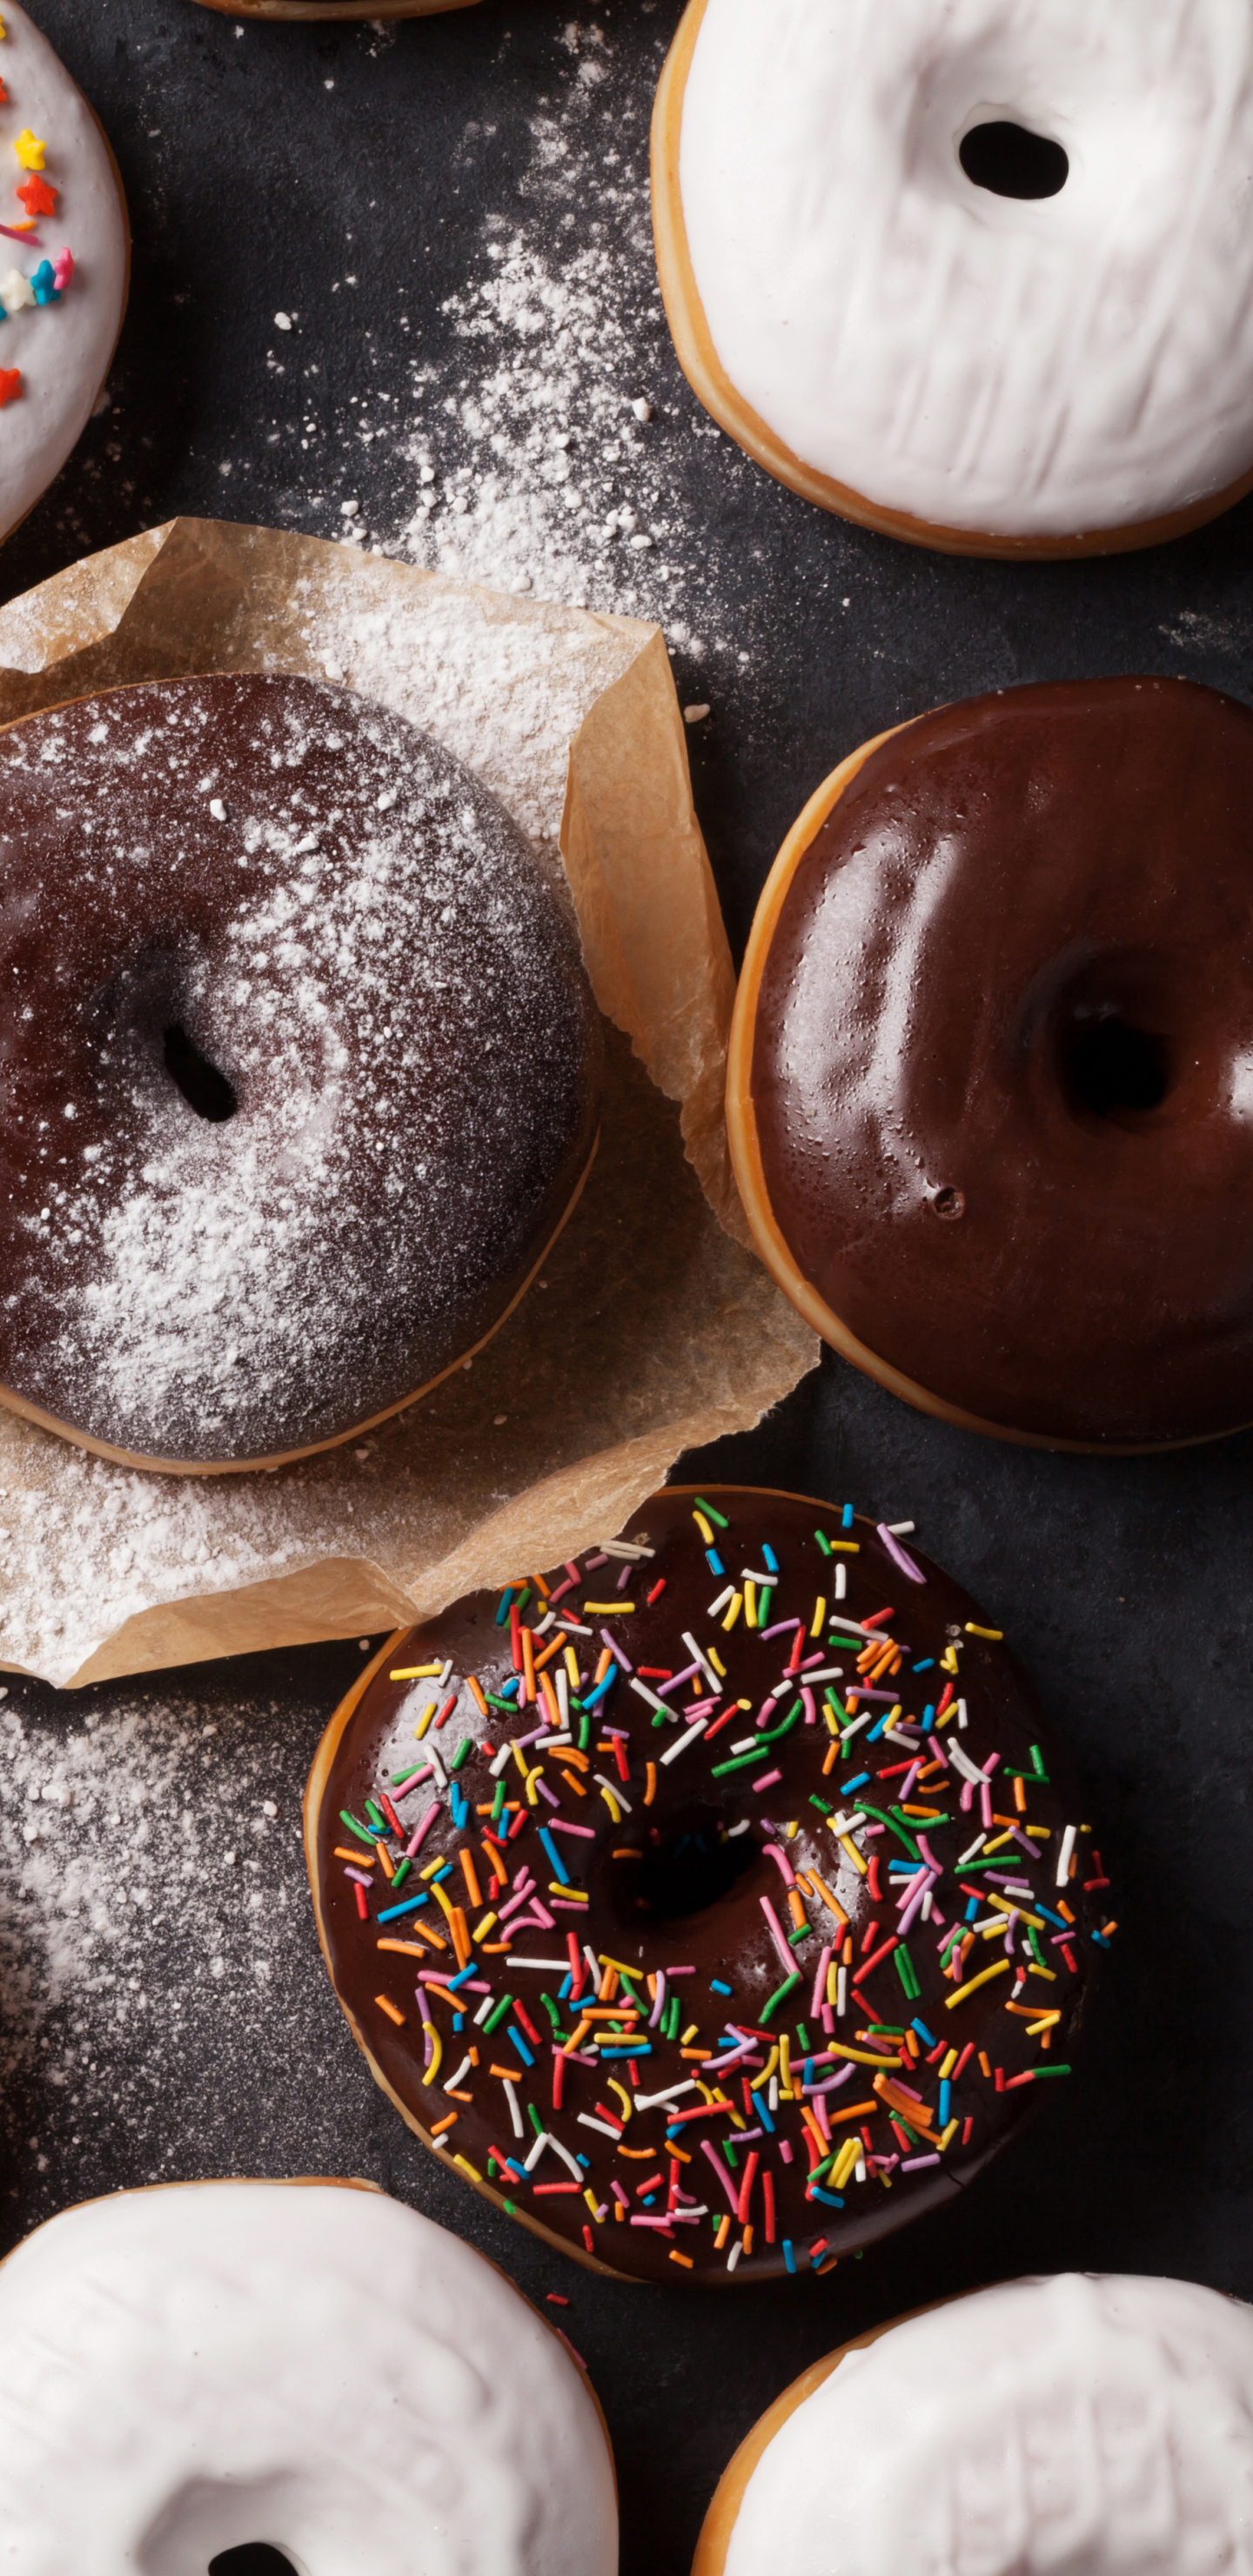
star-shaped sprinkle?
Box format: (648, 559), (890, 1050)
(0, 366), (23, 406)
(17, 174), (55, 217)
(13, 131), (45, 172)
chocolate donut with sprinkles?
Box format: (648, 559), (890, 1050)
(305, 1486), (1112, 2285)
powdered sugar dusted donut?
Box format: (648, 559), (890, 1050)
(697, 2276), (1253, 2576)
(0, 674), (601, 1472)
(0, 5), (127, 541)
(653, 0), (1253, 555)
(0, 2179), (617, 2576)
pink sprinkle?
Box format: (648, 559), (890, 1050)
(53, 248), (73, 292)
(664, 1965), (696, 1976)
(901, 2152), (941, 2170)
(616, 1559), (633, 1592)
(778, 2138), (794, 2165)
(395, 1766), (433, 1799)
(752, 1768), (783, 1792)
(547, 1898), (585, 1915)
(763, 1841), (796, 1888)
(405, 1802), (441, 1860)
(548, 1574), (577, 1604)
(820, 2002), (834, 2035)
(701, 2138), (740, 2212)
(343, 1865), (372, 1887)
(585, 1553), (607, 1569)
(760, 1894), (794, 1972)
(812, 1942), (833, 2015)
(548, 1818), (596, 1840)
(801, 1687), (817, 1726)
(648, 1972), (667, 2030)
(611, 2179), (630, 2208)
(759, 1618), (802, 1641)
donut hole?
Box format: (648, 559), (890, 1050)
(1060, 1011), (1173, 1121)
(164, 1021), (238, 1123)
(959, 121), (1069, 201)
(208, 2550), (298, 2576)
(618, 1804), (761, 1925)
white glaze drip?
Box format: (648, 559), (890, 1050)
(679, 0), (1253, 538)
(0, 5), (126, 542)
(725, 2275), (1253, 2576)
(0, 2181), (618, 2576)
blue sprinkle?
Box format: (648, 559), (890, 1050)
(756, 2096), (775, 2135)
(584, 1670), (616, 1710)
(783, 2238), (796, 2274)
(494, 1590), (513, 1627)
(841, 1771), (870, 1794)
(605, 2043), (651, 2059)
(711, 1978), (733, 1996)
(841, 1505), (854, 1529)
(641, 2193), (657, 2207)
(913, 1659), (935, 1674)
(558, 1972), (573, 2000)
(1034, 1901), (1069, 1929)
(499, 1674), (521, 1701)
(539, 1827), (569, 1885)
(431, 1862), (453, 1884)
(452, 2012), (465, 2031)
(576, 2152), (591, 2169)
(706, 1547), (725, 1576)
(449, 1960), (478, 1990)
(911, 2018), (938, 2047)
(376, 1893), (430, 1923)
(1091, 1930), (1109, 1948)
(939, 2079), (952, 2126)
(507, 2025), (535, 2067)
(867, 1714), (890, 1741)
(30, 259), (59, 306)
(964, 1898), (980, 1922)
(762, 1543), (780, 1573)
(807, 2186), (845, 2209)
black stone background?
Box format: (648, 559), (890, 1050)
(2, 5), (1252, 2573)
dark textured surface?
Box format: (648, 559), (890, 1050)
(0, 5), (1249, 2573)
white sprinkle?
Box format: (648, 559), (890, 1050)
(659, 1721), (707, 1768)
(274, 312), (292, 332)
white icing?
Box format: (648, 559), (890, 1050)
(678, 0), (1253, 538)
(0, 3), (126, 541)
(725, 2275), (1253, 2576)
(0, 2180), (618, 2576)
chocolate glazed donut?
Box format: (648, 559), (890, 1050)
(305, 1486), (1106, 2286)
(728, 677), (1253, 1450)
(0, 674), (601, 1472)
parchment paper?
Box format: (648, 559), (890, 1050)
(0, 520), (817, 1688)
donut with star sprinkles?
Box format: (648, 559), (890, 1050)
(305, 1486), (1112, 2284)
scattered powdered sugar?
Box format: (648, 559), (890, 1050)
(0, 1667), (374, 2203)
(265, 19), (760, 692)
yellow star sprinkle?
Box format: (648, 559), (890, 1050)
(13, 131), (44, 171)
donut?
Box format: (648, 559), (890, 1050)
(0, 2177), (618, 2573)
(652, 0), (1253, 557)
(194, 2), (479, 17)
(0, 673), (600, 1473)
(696, 2276), (1253, 2576)
(0, 4), (127, 544)
(305, 1483), (1110, 2286)
(727, 675), (1253, 1453)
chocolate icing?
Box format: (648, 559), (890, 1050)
(0, 675), (600, 1465)
(750, 678), (1253, 1446)
(310, 1486), (1102, 2285)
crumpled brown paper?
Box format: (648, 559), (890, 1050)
(0, 520), (817, 1688)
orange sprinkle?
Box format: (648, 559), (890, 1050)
(645, 1761), (658, 1807)
(377, 1930), (446, 1956)
(533, 1629), (567, 1673)
(467, 1674), (488, 1718)
(561, 1769), (588, 1799)
(714, 2215), (731, 2251)
(334, 1846), (372, 1867)
(375, 1996), (405, 2027)
(429, 2110), (459, 2136)
(460, 1850), (483, 1911)
(522, 1627), (536, 1701)
(482, 1835), (508, 1885)
(450, 1907), (472, 1969)
(669, 2249), (694, 2269)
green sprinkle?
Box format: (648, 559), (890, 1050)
(450, 1738), (472, 1773)
(1032, 2064), (1072, 2078)
(578, 1708), (591, 1753)
(855, 1801), (921, 1859)
(814, 1529), (833, 1557)
(723, 2137), (740, 2170)
(894, 1943), (921, 2002)
(761, 1971), (801, 2023)
(515, 1586), (533, 1613)
(787, 1925), (811, 1948)
(483, 1994), (513, 2035)
(808, 1794), (834, 1815)
(486, 1693), (518, 1714)
(527, 2101), (545, 2137)
(1026, 1922), (1047, 1969)
(365, 1798), (387, 1833)
(390, 1859), (412, 1894)
(795, 2022), (811, 2050)
(539, 1991), (563, 2032)
(695, 1497), (729, 1528)
(503, 2198), (519, 2216)
(338, 1810), (376, 1848)
(391, 1766), (426, 1787)
(491, 1781), (506, 1824)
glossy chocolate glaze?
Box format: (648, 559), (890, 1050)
(0, 675), (600, 1464)
(310, 1486), (1102, 2286)
(751, 678), (1253, 1445)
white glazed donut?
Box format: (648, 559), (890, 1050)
(695, 2275), (1253, 2576)
(0, 4), (127, 543)
(653, 0), (1253, 557)
(0, 2179), (618, 2576)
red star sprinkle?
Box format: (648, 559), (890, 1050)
(16, 173), (55, 217)
(0, 367), (23, 407)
